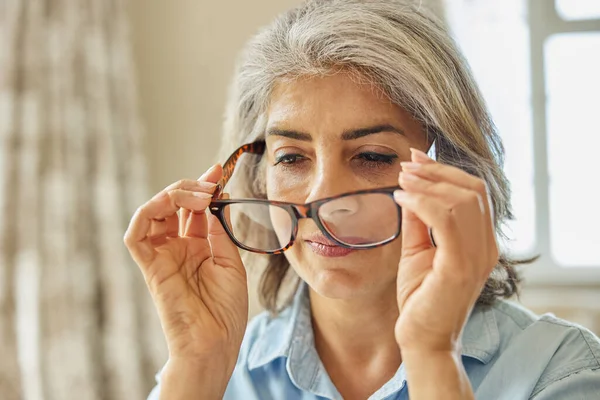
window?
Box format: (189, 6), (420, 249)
(545, 32), (600, 267)
(445, 0), (600, 282)
(555, 0), (600, 21)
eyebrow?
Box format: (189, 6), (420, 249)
(266, 128), (312, 141)
(265, 124), (405, 141)
(341, 124), (406, 140)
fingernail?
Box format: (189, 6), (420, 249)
(400, 172), (419, 182)
(401, 162), (421, 171)
(410, 148), (431, 162)
(198, 164), (219, 180)
(393, 190), (408, 202)
(197, 181), (217, 189)
(193, 192), (213, 199)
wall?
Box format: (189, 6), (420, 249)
(127, 0), (303, 318)
(128, 0), (301, 193)
(127, 1), (600, 334)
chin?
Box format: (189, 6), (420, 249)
(286, 242), (400, 299)
(292, 250), (387, 300)
(307, 267), (369, 299)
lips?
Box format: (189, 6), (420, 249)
(303, 233), (365, 257)
(304, 233), (338, 246)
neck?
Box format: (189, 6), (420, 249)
(309, 283), (401, 398)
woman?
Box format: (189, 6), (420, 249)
(125, 1), (600, 399)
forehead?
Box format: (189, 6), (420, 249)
(266, 73), (421, 134)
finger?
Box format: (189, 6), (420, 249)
(402, 159), (487, 193)
(397, 171), (438, 253)
(125, 175), (220, 265)
(185, 165), (223, 238)
(397, 169), (436, 254)
(401, 157), (490, 217)
(186, 210), (208, 239)
(400, 171), (485, 212)
(125, 192), (184, 261)
(150, 169), (221, 224)
(151, 189), (215, 220)
(398, 197), (432, 256)
(399, 170), (494, 250)
(125, 190), (213, 259)
(163, 179), (217, 193)
(147, 212), (179, 237)
(395, 185), (493, 279)
(162, 177), (219, 225)
(178, 168), (220, 235)
(207, 192), (243, 270)
(393, 189), (466, 254)
(124, 208), (156, 265)
(410, 147), (437, 164)
(179, 208), (190, 235)
(166, 213), (179, 237)
(401, 171), (499, 272)
(148, 218), (168, 238)
(197, 163), (221, 185)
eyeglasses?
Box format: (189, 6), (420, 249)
(208, 140), (404, 254)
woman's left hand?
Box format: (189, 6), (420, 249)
(392, 147), (499, 353)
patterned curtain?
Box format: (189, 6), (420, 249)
(0, 1), (166, 399)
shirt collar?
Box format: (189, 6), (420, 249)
(247, 282), (311, 371)
(462, 301), (501, 363)
(248, 281), (501, 371)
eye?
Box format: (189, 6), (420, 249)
(355, 152), (398, 166)
(273, 153), (305, 166)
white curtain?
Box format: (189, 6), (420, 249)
(0, 1), (166, 399)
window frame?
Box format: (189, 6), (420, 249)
(523, 0), (600, 284)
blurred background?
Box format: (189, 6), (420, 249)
(0, 0), (599, 399)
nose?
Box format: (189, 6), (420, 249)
(303, 158), (363, 223)
(303, 157), (357, 205)
(318, 195), (360, 219)
(297, 154), (369, 239)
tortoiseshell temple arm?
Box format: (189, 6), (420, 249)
(213, 140), (266, 199)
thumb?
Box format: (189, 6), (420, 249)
(400, 204), (432, 257)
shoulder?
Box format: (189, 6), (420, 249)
(491, 300), (600, 397)
(492, 299), (600, 363)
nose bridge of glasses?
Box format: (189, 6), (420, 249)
(291, 203), (312, 219)
(289, 195), (361, 227)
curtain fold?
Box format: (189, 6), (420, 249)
(0, 1), (166, 399)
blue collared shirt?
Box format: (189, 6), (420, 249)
(148, 283), (600, 399)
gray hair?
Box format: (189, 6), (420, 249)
(220, 0), (524, 313)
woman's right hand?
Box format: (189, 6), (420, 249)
(124, 164), (248, 371)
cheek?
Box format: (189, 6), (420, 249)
(268, 206), (294, 248)
(266, 168), (308, 201)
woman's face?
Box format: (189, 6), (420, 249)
(264, 73), (427, 300)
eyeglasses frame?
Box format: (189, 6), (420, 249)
(209, 184), (402, 254)
(208, 140), (407, 254)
